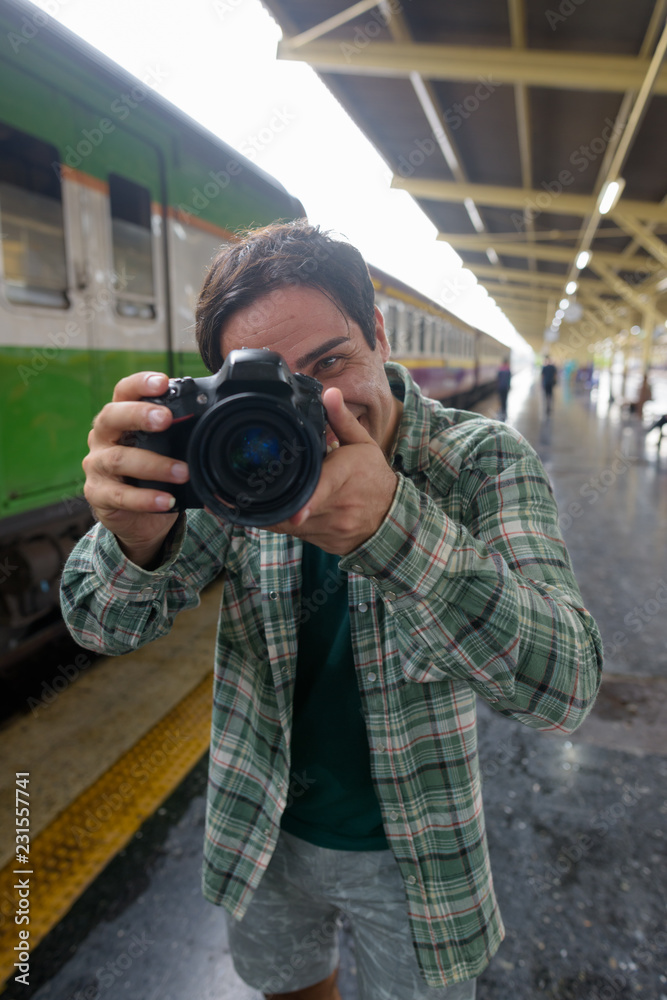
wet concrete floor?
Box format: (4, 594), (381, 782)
(7, 368), (667, 1000)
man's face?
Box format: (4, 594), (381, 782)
(220, 285), (399, 453)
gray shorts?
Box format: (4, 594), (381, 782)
(224, 830), (477, 1000)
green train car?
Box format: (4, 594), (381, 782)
(0, 0), (304, 666)
(0, 0), (508, 669)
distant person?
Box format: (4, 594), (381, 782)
(634, 374), (652, 419)
(541, 356), (557, 415)
(496, 357), (511, 420)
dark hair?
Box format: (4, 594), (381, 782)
(195, 220), (377, 373)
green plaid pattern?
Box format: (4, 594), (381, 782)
(61, 363), (603, 987)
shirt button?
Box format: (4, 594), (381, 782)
(351, 564), (363, 573)
(140, 587), (155, 598)
(376, 743), (385, 753)
(389, 811), (398, 821)
(367, 672), (377, 682)
(269, 591), (279, 601)
(385, 591), (397, 601)
(407, 875), (417, 885)
(357, 602), (369, 613)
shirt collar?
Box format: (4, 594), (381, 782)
(385, 362), (433, 475)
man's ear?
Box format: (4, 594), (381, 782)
(374, 305), (391, 362)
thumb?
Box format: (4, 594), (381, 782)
(322, 387), (372, 446)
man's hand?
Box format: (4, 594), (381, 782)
(82, 372), (187, 567)
(270, 387), (399, 555)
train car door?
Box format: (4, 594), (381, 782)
(0, 121), (97, 516)
(0, 114), (168, 515)
(65, 131), (169, 417)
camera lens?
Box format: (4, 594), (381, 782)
(227, 425), (282, 478)
(188, 393), (322, 526)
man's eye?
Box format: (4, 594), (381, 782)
(315, 356), (343, 373)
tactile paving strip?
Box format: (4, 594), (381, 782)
(0, 674), (212, 988)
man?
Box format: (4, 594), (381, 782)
(61, 222), (603, 1000)
(541, 356), (558, 416)
(496, 357), (511, 421)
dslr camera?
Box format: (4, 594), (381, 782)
(127, 349), (327, 527)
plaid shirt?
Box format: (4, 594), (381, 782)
(61, 362), (603, 987)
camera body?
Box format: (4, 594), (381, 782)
(127, 349), (327, 526)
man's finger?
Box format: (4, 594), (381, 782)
(322, 387), (373, 446)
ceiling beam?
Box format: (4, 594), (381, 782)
(468, 264), (606, 291)
(507, 0), (537, 272)
(277, 39), (667, 94)
(612, 210), (667, 269)
(438, 235), (653, 269)
(286, 0), (383, 48)
(591, 259), (667, 323)
(391, 177), (667, 222)
(560, 11), (667, 289)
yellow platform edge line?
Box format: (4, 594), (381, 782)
(0, 673), (213, 989)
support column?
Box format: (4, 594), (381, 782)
(642, 296), (657, 373)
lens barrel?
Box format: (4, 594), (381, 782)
(187, 392), (323, 526)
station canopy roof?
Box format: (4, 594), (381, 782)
(261, 0), (667, 358)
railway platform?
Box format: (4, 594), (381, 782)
(1, 367), (666, 1000)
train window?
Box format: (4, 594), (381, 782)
(418, 315), (426, 355)
(108, 173), (155, 318)
(436, 323), (445, 357)
(385, 302), (397, 350)
(0, 124), (68, 308)
(404, 312), (414, 355)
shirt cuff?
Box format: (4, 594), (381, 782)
(339, 473), (456, 601)
(90, 514), (187, 600)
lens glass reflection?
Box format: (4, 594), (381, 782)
(227, 424), (282, 478)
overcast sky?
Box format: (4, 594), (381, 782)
(46, 0), (529, 352)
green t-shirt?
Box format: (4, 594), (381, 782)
(280, 542), (389, 850)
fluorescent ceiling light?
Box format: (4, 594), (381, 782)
(566, 281), (578, 295)
(464, 197), (485, 233)
(576, 251), (591, 269)
(598, 178), (626, 215)
(559, 298), (569, 309)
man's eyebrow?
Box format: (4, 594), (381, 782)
(295, 336), (350, 372)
